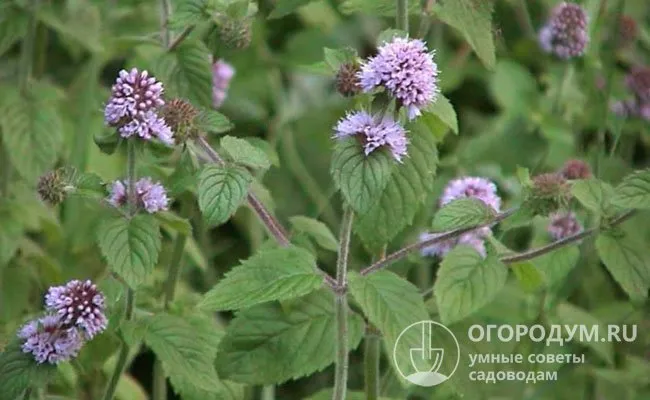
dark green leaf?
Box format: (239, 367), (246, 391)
(195, 108), (233, 134)
(197, 165), (253, 226)
(432, 198), (496, 232)
(0, 341), (55, 400)
(610, 169), (650, 209)
(289, 216), (338, 251)
(596, 231), (650, 302)
(155, 41), (213, 108)
(221, 136), (271, 170)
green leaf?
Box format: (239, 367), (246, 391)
(571, 179), (612, 213)
(0, 5), (27, 57)
(220, 136), (271, 170)
(198, 246), (323, 311)
(340, 0), (419, 16)
(354, 121), (439, 250)
(144, 313), (223, 393)
(347, 271), (430, 379)
(155, 40), (213, 108)
(0, 340), (55, 400)
(596, 231), (650, 302)
(533, 246), (580, 289)
(0, 83), (63, 183)
(432, 198), (496, 232)
(433, 0), (496, 69)
(423, 95), (458, 134)
(331, 138), (394, 215)
(97, 214), (162, 288)
(323, 47), (357, 71)
(434, 246), (508, 324)
(553, 303), (614, 364)
(269, 0), (316, 19)
(168, 0), (209, 29)
(155, 211), (192, 236)
(489, 60), (538, 112)
(610, 169), (650, 209)
(0, 202), (24, 267)
(197, 165), (253, 226)
(289, 216), (338, 251)
(195, 108), (233, 134)
(215, 290), (364, 384)
(511, 261), (543, 292)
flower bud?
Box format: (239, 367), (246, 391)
(335, 63), (361, 97)
(162, 98), (199, 143)
(617, 15), (637, 47)
(218, 19), (252, 50)
(560, 159), (592, 180)
(525, 173), (571, 216)
(37, 168), (73, 205)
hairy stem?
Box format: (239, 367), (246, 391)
(396, 0), (409, 32)
(152, 360), (167, 400)
(364, 325), (381, 400)
(195, 136), (291, 246)
(101, 288), (135, 400)
(417, 0), (435, 38)
(168, 26), (194, 51)
(332, 207), (354, 400)
(160, 0), (172, 47)
(127, 140), (137, 216)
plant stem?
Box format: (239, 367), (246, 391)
(364, 325), (381, 400)
(152, 360), (167, 400)
(160, 0), (172, 47)
(168, 26), (194, 51)
(417, 0), (435, 38)
(261, 385), (275, 400)
(195, 136), (291, 246)
(396, 0), (408, 32)
(127, 140), (137, 216)
(515, 0), (535, 38)
(332, 207), (354, 400)
(101, 288), (135, 400)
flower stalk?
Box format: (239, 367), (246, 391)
(101, 287), (135, 400)
(364, 324), (381, 400)
(396, 0), (408, 33)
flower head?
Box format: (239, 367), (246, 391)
(625, 66), (650, 102)
(18, 315), (83, 364)
(538, 2), (589, 59)
(359, 37), (439, 119)
(560, 159), (592, 180)
(547, 211), (583, 240)
(440, 176), (501, 212)
(104, 68), (174, 145)
(525, 173), (571, 215)
(45, 280), (108, 339)
(107, 177), (169, 214)
(334, 111), (408, 162)
(336, 63), (362, 97)
(212, 59), (235, 109)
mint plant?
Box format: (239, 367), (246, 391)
(1, 0), (649, 399)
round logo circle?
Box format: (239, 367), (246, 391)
(392, 320), (460, 387)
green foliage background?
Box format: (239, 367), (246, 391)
(0, 0), (649, 399)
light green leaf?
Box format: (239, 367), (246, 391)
(331, 137), (394, 215)
(168, 0), (209, 29)
(511, 261), (543, 292)
(269, 0), (316, 19)
(197, 165), (253, 226)
(423, 95), (458, 134)
(198, 246), (323, 311)
(221, 136), (271, 170)
(0, 84), (63, 183)
(97, 214), (161, 288)
(155, 40), (213, 108)
(340, 0), (419, 16)
(533, 246), (580, 289)
(195, 108), (233, 134)
(610, 169), (650, 209)
(596, 231), (650, 302)
(348, 271), (431, 380)
(571, 179), (612, 213)
(433, 0), (496, 69)
(354, 121), (439, 250)
(215, 290), (364, 384)
(434, 246), (508, 324)
(432, 198), (496, 232)
(155, 211), (192, 236)
(144, 313), (223, 393)
(0, 341), (56, 400)
(289, 216), (338, 251)
(489, 60), (538, 112)
(323, 47), (357, 71)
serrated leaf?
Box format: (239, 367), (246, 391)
(197, 165), (252, 226)
(347, 271), (430, 380)
(331, 138), (394, 215)
(423, 95), (458, 134)
(144, 313), (223, 393)
(433, 0), (496, 69)
(0, 84), (63, 183)
(610, 169), (650, 209)
(354, 122), (439, 250)
(97, 214), (161, 288)
(511, 261), (543, 292)
(533, 246), (580, 289)
(432, 198), (495, 232)
(0, 341), (56, 400)
(155, 211), (192, 235)
(289, 216), (338, 251)
(155, 40), (212, 108)
(215, 290), (364, 384)
(596, 231), (650, 302)
(195, 108), (233, 134)
(571, 179), (612, 213)
(221, 136), (271, 170)
(168, 0), (209, 29)
(323, 47), (357, 71)
(434, 246), (508, 324)
(269, 0), (315, 19)
(198, 246), (322, 311)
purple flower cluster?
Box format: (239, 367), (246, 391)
(212, 59), (235, 109)
(421, 177), (501, 258)
(108, 177), (169, 214)
(334, 111), (408, 162)
(613, 67), (650, 121)
(18, 280), (108, 364)
(104, 68), (174, 145)
(538, 2), (589, 59)
(359, 37), (439, 119)
(547, 211), (583, 240)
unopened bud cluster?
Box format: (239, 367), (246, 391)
(37, 168), (73, 205)
(524, 173), (571, 216)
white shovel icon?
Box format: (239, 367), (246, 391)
(405, 322), (447, 387)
